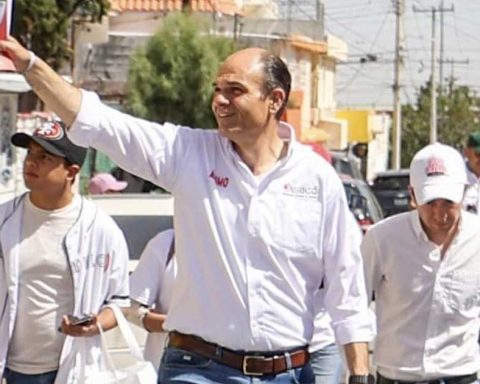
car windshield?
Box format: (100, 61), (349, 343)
(373, 175), (409, 191)
(331, 156), (363, 180)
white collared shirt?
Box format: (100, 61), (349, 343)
(463, 166), (480, 214)
(130, 229), (176, 369)
(362, 210), (480, 380)
(69, 90), (374, 351)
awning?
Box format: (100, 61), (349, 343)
(0, 72), (73, 93)
(0, 72), (30, 93)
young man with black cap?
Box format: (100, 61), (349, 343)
(0, 120), (130, 384)
(363, 143), (480, 383)
(463, 131), (480, 214)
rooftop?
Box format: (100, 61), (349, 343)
(109, 0), (240, 15)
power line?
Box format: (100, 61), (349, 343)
(413, 3), (454, 144)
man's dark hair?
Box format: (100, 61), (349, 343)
(260, 52), (291, 120)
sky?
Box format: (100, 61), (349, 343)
(318, 0), (480, 109)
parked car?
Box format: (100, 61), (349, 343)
(342, 178), (384, 233)
(371, 169), (410, 217)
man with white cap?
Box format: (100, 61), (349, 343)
(362, 142), (480, 383)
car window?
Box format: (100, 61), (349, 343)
(343, 183), (357, 206)
(372, 175), (409, 191)
(361, 185), (384, 220)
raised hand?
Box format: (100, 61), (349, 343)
(0, 36), (35, 73)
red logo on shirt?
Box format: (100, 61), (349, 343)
(33, 121), (64, 141)
(425, 157), (447, 176)
(209, 170), (229, 188)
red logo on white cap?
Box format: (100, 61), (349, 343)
(33, 121), (64, 140)
(425, 157), (446, 176)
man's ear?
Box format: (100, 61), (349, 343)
(408, 186), (417, 210)
(269, 88), (286, 115)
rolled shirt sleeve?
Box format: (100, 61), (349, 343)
(322, 175), (375, 345)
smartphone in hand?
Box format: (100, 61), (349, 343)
(67, 314), (94, 326)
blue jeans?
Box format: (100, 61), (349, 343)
(309, 344), (343, 384)
(158, 346), (315, 383)
(4, 368), (57, 384)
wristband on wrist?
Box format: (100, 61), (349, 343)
(138, 306), (150, 328)
(348, 374), (375, 384)
(19, 50), (37, 74)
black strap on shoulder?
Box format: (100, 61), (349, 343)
(166, 235), (175, 266)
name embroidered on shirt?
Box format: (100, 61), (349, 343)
(425, 157), (447, 176)
(209, 170), (229, 188)
(283, 183), (319, 198)
(70, 253), (111, 273)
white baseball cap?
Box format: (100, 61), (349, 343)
(409, 143), (467, 205)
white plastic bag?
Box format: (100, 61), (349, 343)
(80, 305), (157, 384)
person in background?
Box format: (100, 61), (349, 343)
(0, 121), (130, 384)
(124, 228), (176, 371)
(0, 38), (374, 384)
(363, 143), (480, 383)
(463, 131), (480, 214)
(88, 172), (128, 194)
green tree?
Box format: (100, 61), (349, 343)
(12, 0), (109, 70)
(126, 14), (235, 128)
(400, 78), (480, 167)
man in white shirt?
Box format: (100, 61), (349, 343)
(0, 39), (374, 383)
(126, 224), (357, 383)
(463, 131), (480, 214)
(0, 121), (130, 384)
(362, 143), (480, 383)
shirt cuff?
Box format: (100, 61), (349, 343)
(105, 296), (131, 308)
(332, 313), (376, 345)
(68, 89), (102, 147)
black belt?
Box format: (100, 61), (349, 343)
(168, 331), (309, 376)
(377, 373), (478, 384)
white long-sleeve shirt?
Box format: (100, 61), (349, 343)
(129, 229), (176, 369)
(362, 210), (480, 380)
(69, 90), (374, 351)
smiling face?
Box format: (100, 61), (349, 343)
(211, 48), (285, 143)
(23, 141), (76, 193)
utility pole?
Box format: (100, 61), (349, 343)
(392, 0), (404, 170)
(438, 1), (454, 134)
(430, 9), (437, 143)
(414, 3), (454, 144)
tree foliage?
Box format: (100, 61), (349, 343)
(400, 78), (480, 167)
(126, 14), (235, 128)
(12, 0), (109, 70)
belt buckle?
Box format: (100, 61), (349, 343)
(242, 355), (266, 376)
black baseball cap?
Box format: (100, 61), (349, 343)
(11, 120), (87, 166)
